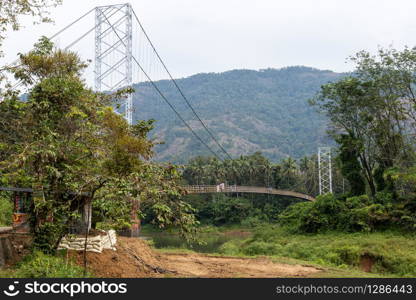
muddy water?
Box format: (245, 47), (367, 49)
(141, 230), (250, 253)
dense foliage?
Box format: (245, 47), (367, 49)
(287, 46), (416, 234)
(0, 192), (12, 226)
(0, 38), (198, 252)
(179, 152), (345, 226)
(278, 193), (395, 233)
(182, 152), (345, 196)
(179, 47), (416, 234)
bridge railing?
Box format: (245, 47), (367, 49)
(182, 184), (315, 201)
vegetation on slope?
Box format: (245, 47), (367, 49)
(132, 67), (343, 162)
(220, 227), (416, 277)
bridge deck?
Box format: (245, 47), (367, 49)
(183, 185), (315, 201)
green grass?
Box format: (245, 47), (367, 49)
(143, 224), (416, 277)
(0, 251), (91, 278)
(153, 245), (387, 278)
(218, 226), (416, 277)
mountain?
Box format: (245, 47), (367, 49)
(131, 66), (345, 163)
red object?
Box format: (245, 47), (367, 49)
(12, 213), (30, 232)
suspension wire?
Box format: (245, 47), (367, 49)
(5, 7), (103, 93)
(50, 7), (96, 40)
(100, 12), (224, 161)
(64, 6), (124, 51)
(3, 6), (97, 76)
(131, 10), (232, 160)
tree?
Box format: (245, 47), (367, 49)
(313, 47), (416, 197)
(0, 38), (198, 252)
(312, 77), (378, 195)
(336, 135), (366, 196)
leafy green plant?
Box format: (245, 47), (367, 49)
(219, 226), (416, 276)
(0, 193), (12, 226)
(15, 251), (88, 278)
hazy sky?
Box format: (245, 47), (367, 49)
(3, 0), (416, 80)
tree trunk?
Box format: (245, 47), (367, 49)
(130, 199), (140, 237)
(82, 198), (92, 232)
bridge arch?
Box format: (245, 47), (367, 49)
(183, 185), (315, 202)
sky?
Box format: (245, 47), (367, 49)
(2, 0), (416, 82)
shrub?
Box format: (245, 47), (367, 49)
(219, 240), (243, 255)
(279, 194), (346, 233)
(15, 251), (88, 278)
(32, 222), (66, 254)
(200, 196), (254, 225)
(0, 193), (12, 226)
(240, 216), (265, 228)
(279, 193), (395, 233)
(278, 202), (314, 232)
(241, 241), (282, 256)
(345, 195), (372, 209)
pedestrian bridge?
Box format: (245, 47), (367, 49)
(183, 185), (315, 201)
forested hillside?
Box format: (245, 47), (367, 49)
(131, 66), (344, 162)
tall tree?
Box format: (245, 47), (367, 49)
(0, 39), (198, 252)
(313, 47), (416, 196)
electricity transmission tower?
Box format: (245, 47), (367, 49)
(318, 147), (333, 195)
(95, 3), (133, 124)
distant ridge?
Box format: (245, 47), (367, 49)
(131, 66), (345, 163)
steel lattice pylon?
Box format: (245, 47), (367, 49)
(95, 3), (133, 124)
(318, 147), (333, 195)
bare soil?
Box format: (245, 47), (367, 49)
(360, 255), (375, 273)
(71, 237), (322, 278)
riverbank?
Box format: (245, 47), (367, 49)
(1, 225), (414, 277)
(141, 224), (416, 277)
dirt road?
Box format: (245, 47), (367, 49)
(160, 252), (321, 278)
(72, 237), (322, 278)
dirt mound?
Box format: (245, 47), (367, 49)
(70, 237), (173, 278)
(71, 237), (322, 278)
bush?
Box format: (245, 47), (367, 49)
(219, 240), (243, 255)
(240, 216), (266, 228)
(15, 251), (88, 278)
(279, 193), (395, 233)
(241, 241), (282, 256)
(206, 196), (253, 225)
(279, 194), (346, 233)
(345, 195), (372, 209)
(32, 222), (66, 254)
(0, 193), (12, 226)
(343, 204), (390, 232)
(278, 201), (314, 232)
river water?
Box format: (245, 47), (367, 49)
(140, 230), (250, 253)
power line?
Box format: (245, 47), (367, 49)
(132, 10), (233, 160)
(99, 11), (224, 161)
